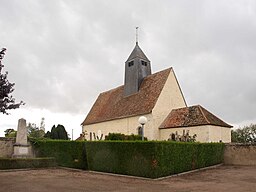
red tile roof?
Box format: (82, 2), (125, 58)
(82, 68), (172, 125)
(159, 105), (232, 129)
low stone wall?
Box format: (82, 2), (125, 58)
(0, 137), (35, 158)
(224, 143), (256, 166)
(0, 137), (15, 158)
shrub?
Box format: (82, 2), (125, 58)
(86, 141), (224, 178)
(105, 133), (147, 141)
(0, 157), (56, 170)
(31, 140), (224, 178)
(31, 140), (87, 169)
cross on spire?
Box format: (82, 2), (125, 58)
(136, 27), (139, 45)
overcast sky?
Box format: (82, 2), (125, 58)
(0, 0), (256, 138)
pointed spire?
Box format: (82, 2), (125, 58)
(126, 27), (149, 61)
(126, 43), (149, 62)
(124, 29), (152, 96)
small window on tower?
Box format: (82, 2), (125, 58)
(141, 60), (147, 66)
(128, 61), (134, 67)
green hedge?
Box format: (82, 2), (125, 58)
(0, 157), (56, 170)
(86, 141), (224, 178)
(31, 140), (224, 178)
(32, 140), (87, 169)
(153, 142), (224, 177)
(105, 133), (147, 141)
(86, 141), (156, 177)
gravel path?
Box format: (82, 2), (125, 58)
(0, 165), (255, 192)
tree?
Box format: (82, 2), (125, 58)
(44, 131), (51, 138)
(4, 128), (17, 137)
(0, 48), (24, 114)
(231, 124), (256, 143)
(44, 124), (69, 140)
(27, 123), (45, 139)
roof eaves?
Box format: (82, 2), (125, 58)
(159, 123), (232, 129)
(83, 111), (152, 126)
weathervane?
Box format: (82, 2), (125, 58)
(136, 27), (139, 45)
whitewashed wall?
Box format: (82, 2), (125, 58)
(159, 125), (231, 143)
(152, 68), (187, 140)
(82, 113), (154, 140)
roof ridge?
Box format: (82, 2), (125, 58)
(198, 105), (210, 124)
(150, 67), (172, 76)
(101, 68), (172, 95)
(100, 85), (124, 94)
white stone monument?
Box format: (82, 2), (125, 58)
(13, 118), (31, 158)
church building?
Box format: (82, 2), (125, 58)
(81, 41), (232, 142)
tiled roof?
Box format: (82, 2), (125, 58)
(159, 105), (232, 129)
(82, 68), (172, 125)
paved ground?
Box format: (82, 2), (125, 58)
(0, 165), (255, 192)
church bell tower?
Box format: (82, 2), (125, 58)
(124, 40), (151, 97)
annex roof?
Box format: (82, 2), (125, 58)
(159, 105), (232, 129)
(82, 68), (172, 125)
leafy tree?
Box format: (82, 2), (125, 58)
(44, 124), (69, 140)
(27, 123), (45, 138)
(0, 48), (24, 114)
(231, 124), (256, 143)
(44, 131), (51, 138)
(4, 128), (17, 137)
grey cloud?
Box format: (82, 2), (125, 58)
(0, 0), (256, 126)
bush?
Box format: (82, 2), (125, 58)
(231, 124), (256, 143)
(0, 157), (56, 170)
(31, 140), (224, 178)
(32, 140), (87, 169)
(105, 133), (147, 141)
(86, 141), (224, 178)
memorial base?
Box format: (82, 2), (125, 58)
(12, 144), (32, 158)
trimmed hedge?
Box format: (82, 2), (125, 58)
(86, 141), (224, 178)
(32, 140), (87, 169)
(105, 133), (147, 141)
(86, 141), (155, 177)
(31, 140), (224, 178)
(0, 157), (56, 170)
